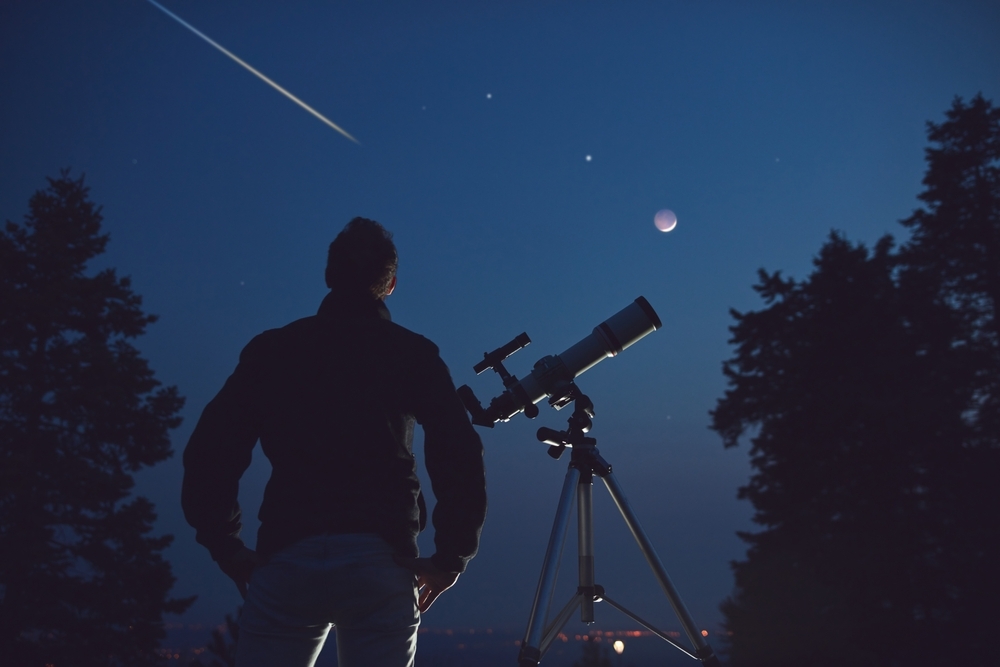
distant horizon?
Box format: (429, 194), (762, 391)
(162, 623), (715, 666)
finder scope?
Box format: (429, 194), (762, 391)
(458, 297), (661, 427)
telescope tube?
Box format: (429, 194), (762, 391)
(516, 297), (661, 408)
(458, 297), (662, 426)
(562, 296), (661, 377)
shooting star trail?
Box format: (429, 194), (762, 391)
(145, 0), (358, 144)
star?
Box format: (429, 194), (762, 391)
(585, 155), (592, 162)
(486, 93), (492, 99)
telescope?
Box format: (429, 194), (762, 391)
(459, 296), (723, 667)
(457, 297), (661, 427)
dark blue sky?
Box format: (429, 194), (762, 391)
(3, 0), (999, 640)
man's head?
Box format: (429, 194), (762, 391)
(325, 217), (398, 299)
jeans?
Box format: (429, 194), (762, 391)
(235, 533), (419, 667)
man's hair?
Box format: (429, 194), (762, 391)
(325, 217), (398, 298)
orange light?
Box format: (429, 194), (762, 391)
(701, 630), (709, 637)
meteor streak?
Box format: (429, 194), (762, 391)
(145, 0), (358, 144)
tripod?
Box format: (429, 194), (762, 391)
(517, 389), (722, 667)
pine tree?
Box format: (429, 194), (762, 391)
(192, 607), (239, 667)
(712, 95), (999, 667)
(0, 171), (193, 665)
(897, 93), (1000, 656)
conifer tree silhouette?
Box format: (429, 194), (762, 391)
(712, 96), (999, 667)
(0, 171), (193, 665)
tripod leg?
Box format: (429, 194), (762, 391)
(520, 465), (580, 665)
(577, 471), (596, 623)
(539, 593), (584, 655)
(601, 472), (722, 666)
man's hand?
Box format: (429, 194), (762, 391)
(218, 546), (262, 599)
(394, 556), (460, 613)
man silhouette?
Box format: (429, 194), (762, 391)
(182, 218), (487, 667)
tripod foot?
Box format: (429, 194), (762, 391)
(697, 645), (723, 667)
(518, 645), (542, 667)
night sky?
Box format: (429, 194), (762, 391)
(3, 0), (999, 640)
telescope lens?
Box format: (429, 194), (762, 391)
(596, 296), (661, 355)
(634, 296), (663, 330)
